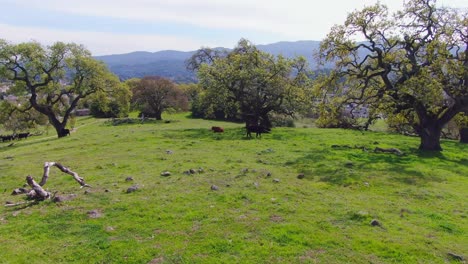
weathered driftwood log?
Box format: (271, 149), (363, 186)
(7, 162), (90, 205)
(26, 175), (50, 200)
(40, 162), (90, 187)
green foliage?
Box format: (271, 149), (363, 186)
(87, 82), (131, 118)
(270, 114), (295, 128)
(385, 111), (418, 135)
(318, 0), (468, 151)
(0, 39), (123, 137)
(0, 114), (466, 263)
(453, 112), (468, 128)
(0, 101), (48, 132)
(314, 102), (358, 129)
(192, 39), (312, 126)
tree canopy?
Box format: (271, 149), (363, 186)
(131, 76), (188, 120)
(86, 82), (131, 118)
(318, 0), (468, 151)
(190, 39), (311, 127)
(0, 40), (122, 137)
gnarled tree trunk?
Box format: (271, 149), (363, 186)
(418, 125), (443, 151)
(460, 128), (468, 144)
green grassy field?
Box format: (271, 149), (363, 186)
(0, 113), (466, 263)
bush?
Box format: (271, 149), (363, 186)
(270, 115), (295, 127)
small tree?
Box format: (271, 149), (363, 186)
(87, 82), (132, 118)
(454, 112), (468, 143)
(131, 76), (188, 120)
(0, 100), (48, 132)
(0, 40), (121, 137)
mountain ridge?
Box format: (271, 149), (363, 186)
(95, 40), (323, 83)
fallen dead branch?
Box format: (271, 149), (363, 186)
(40, 162), (90, 188)
(6, 162), (90, 205)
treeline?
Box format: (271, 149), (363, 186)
(1, 0), (467, 151)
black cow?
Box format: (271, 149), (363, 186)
(61, 128), (71, 136)
(246, 125), (270, 138)
(17, 132), (30, 140)
(0, 135), (14, 142)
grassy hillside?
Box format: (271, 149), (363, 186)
(0, 114), (466, 263)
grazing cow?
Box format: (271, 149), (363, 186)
(61, 128), (71, 136)
(0, 135), (14, 142)
(211, 126), (224, 133)
(17, 132), (30, 140)
(246, 125), (270, 138)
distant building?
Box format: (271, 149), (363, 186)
(75, 108), (90, 116)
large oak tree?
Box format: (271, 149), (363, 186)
(318, 0), (467, 151)
(189, 39), (310, 128)
(0, 40), (121, 137)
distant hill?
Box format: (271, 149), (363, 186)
(95, 40), (323, 83)
(257, 40), (321, 62)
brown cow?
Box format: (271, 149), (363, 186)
(211, 126), (224, 133)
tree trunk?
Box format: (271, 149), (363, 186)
(43, 111), (68, 138)
(55, 125), (68, 138)
(155, 111), (162, 120)
(29, 94), (68, 138)
(260, 114), (272, 129)
(419, 125), (443, 151)
(460, 128), (468, 144)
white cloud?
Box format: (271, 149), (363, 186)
(1, 0), (465, 54)
(1, 0), (410, 40)
(0, 23), (207, 55)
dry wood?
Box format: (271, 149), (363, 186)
(40, 162), (90, 187)
(26, 175), (50, 200)
(8, 162), (90, 204)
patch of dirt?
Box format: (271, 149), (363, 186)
(87, 209), (103, 218)
(270, 214), (284, 222)
(148, 257), (164, 264)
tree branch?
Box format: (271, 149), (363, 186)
(40, 162), (90, 187)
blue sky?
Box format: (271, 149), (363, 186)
(0, 0), (466, 55)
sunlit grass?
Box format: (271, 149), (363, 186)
(0, 113), (466, 263)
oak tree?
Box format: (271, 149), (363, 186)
(191, 39), (310, 128)
(131, 76), (188, 120)
(318, 0), (468, 151)
(0, 40), (121, 137)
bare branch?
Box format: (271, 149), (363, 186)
(40, 162), (90, 188)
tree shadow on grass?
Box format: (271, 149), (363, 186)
(104, 118), (179, 126)
(285, 147), (463, 186)
(161, 127), (250, 141)
(0, 136), (63, 154)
